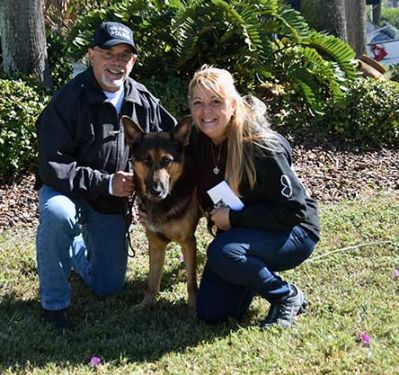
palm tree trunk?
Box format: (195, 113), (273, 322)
(285, 0), (301, 11)
(301, 0), (348, 41)
(0, 0), (53, 90)
(345, 0), (367, 57)
(330, 0), (348, 41)
(372, 2), (382, 25)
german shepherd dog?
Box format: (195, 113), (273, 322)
(122, 116), (200, 310)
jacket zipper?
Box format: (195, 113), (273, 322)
(107, 102), (121, 172)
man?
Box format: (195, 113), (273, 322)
(35, 21), (176, 330)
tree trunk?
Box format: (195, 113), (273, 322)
(372, 2), (381, 25)
(0, 0), (53, 90)
(345, 0), (367, 57)
(285, 0), (301, 11)
(330, 0), (348, 41)
(301, 0), (348, 42)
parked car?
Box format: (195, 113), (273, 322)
(367, 21), (399, 65)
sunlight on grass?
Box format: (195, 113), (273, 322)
(0, 192), (398, 374)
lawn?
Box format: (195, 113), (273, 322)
(0, 191), (398, 374)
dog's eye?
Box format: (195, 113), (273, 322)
(161, 156), (173, 168)
(142, 158), (153, 168)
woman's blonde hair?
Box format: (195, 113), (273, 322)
(188, 65), (278, 195)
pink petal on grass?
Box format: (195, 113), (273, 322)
(358, 332), (371, 347)
(179, 255), (184, 262)
(393, 269), (399, 280)
(89, 356), (102, 368)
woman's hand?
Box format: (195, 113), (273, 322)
(210, 207), (231, 231)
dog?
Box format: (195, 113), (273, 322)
(122, 115), (200, 310)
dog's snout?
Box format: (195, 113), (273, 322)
(147, 171), (169, 200)
(151, 180), (163, 195)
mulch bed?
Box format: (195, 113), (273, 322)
(0, 134), (398, 232)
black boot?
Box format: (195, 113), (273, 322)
(42, 308), (71, 330)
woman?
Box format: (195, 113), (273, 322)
(188, 66), (320, 328)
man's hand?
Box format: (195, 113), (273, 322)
(112, 171), (134, 197)
(210, 207), (231, 231)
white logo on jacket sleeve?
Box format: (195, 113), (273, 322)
(280, 175), (293, 198)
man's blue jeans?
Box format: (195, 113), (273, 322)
(36, 185), (128, 311)
(196, 225), (317, 323)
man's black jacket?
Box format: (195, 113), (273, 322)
(35, 67), (176, 214)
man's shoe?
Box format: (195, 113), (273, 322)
(42, 308), (71, 330)
(260, 284), (306, 329)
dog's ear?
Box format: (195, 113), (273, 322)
(172, 116), (193, 147)
(122, 115), (144, 145)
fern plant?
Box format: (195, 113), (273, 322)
(64, 0), (357, 113)
(65, 0), (178, 80)
(171, 0), (357, 112)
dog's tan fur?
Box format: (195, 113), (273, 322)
(122, 116), (200, 309)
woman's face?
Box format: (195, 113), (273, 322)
(190, 85), (236, 144)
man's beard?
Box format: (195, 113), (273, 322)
(101, 73), (126, 91)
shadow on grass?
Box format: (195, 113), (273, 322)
(0, 264), (247, 370)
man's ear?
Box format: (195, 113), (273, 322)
(121, 115), (144, 145)
(172, 116), (193, 147)
(87, 48), (95, 65)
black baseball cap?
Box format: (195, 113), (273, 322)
(92, 21), (137, 53)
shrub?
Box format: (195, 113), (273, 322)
(386, 64), (399, 82)
(142, 75), (189, 119)
(259, 78), (399, 148)
(0, 79), (49, 178)
(315, 78), (399, 147)
(256, 81), (312, 130)
(381, 7), (399, 29)
(47, 30), (73, 91)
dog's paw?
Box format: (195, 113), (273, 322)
(130, 302), (147, 311)
(131, 295), (156, 311)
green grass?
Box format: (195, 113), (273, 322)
(0, 191), (398, 374)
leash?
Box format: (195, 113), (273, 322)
(202, 206), (217, 238)
(124, 190), (137, 258)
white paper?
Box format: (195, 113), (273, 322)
(207, 180), (244, 210)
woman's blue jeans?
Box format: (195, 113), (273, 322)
(36, 185), (128, 311)
(196, 226), (317, 324)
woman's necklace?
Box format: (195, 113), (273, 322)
(210, 142), (223, 175)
